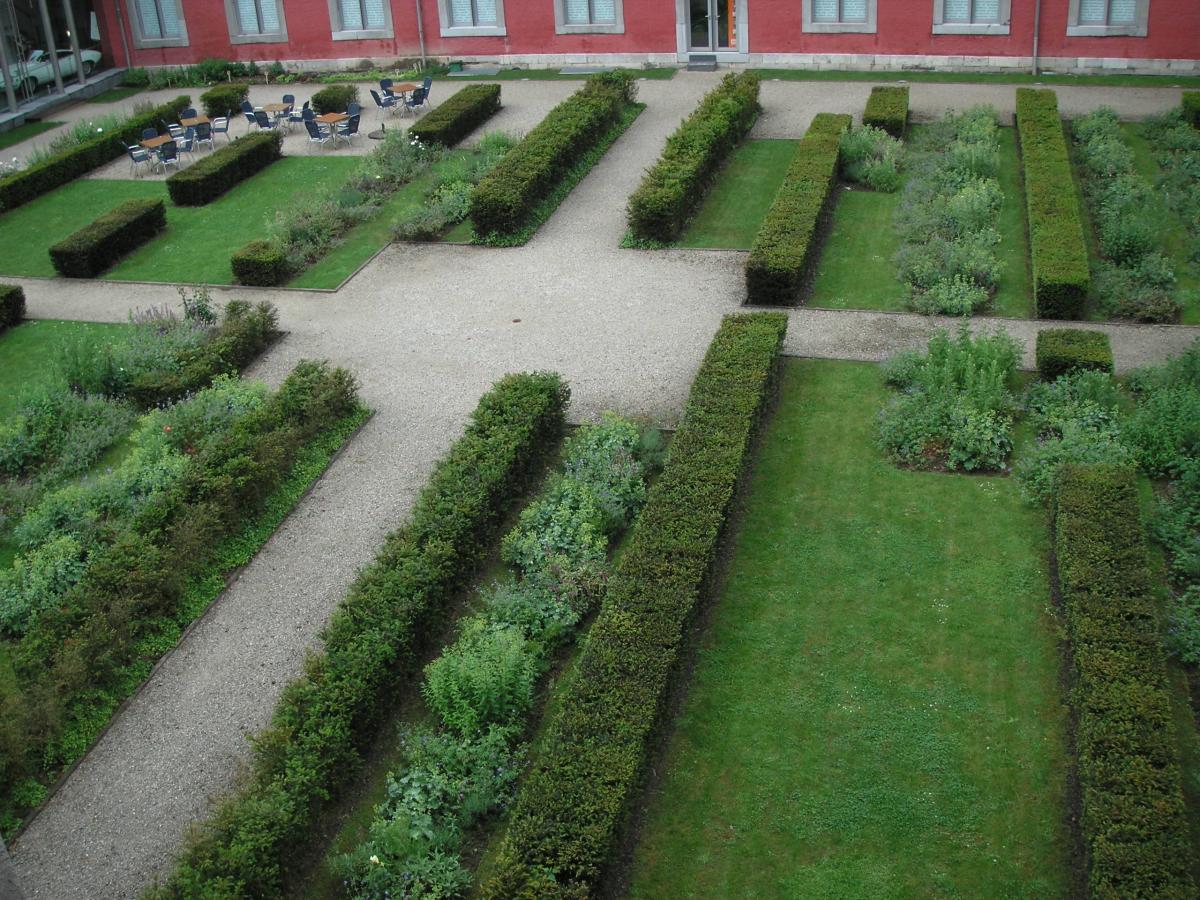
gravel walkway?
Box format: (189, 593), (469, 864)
(7, 73), (1199, 898)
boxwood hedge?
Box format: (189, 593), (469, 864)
(626, 71), (760, 243)
(1183, 91), (1199, 128)
(232, 238), (290, 287)
(0, 284), (24, 332)
(1054, 465), (1195, 899)
(408, 83), (501, 147)
(863, 85), (909, 138)
(312, 84), (358, 116)
(200, 83), (249, 120)
(48, 198), (166, 278)
(151, 372), (569, 897)
(478, 312), (788, 899)
(745, 113), (849, 306)
(469, 72), (634, 238)
(166, 131), (282, 207)
(1015, 89), (1090, 320)
(1035, 328), (1113, 380)
(0, 96), (190, 213)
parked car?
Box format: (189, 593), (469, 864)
(0, 48), (102, 94)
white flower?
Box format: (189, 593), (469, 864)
(369, 855), (381, 866)
(96, 127), (103, 132)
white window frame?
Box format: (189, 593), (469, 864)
(555, 0), (624, 35)
(802, 0), (877, 34)
(225, 0), (289, 44)
(328, 0), (394, 40)
(125, 0), (189, 48)
(1066, 0), (1149, 36)
(438, 0), (507, 36)
(932, 0), (1011, 35)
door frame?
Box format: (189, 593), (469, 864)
(675, 0), (748, 60)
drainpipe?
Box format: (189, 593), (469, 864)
(112, 0), (133, 69)
(0, 9), (17, 114)
(61, 0), (86, 87)
(35, 0), (65, 95)
(415, 0), (426, 68)
(1031, 0), (1041, 76)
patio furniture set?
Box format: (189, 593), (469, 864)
(370, 76), (434, 118)
(124, 106), (226, 176)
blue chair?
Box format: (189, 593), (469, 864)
(422, 75), (433, 107)
(347, 101), (361, 118)
(370, 88), (397, 116)
(241, 100), (256, 129)
(181, 107), (197, 119)
(125, 143), (151, 177)
(404, 87), (428, 117)
(303, 118), (331, 151)
(154, 140), (180, 173)
(302, 106), (315, 122)
(211, 113), (231, 143)
(177, 126), (196, 156)
(288, 100), (310, 130)
(141, 127), (157, 141)
(167, 122), (185, 140)
(380, 78), (394, 97)
(335, 114), (361, 146)
(194, 121), (214, 151)
(253, 110), (276, 131)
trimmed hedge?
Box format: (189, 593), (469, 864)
(1183, 91), (1200, 128)
(200, 83), (249, 119)
(1054, 465), (1195, 899)
(469, 71), (634, 238)
(863, 85), (909, 138)
(745, 113), (850, 306)
(166, 131), (282, 207)
(407, 83), (501, 147)
(1015, 89), (1090, 320)
(479, 312), (789, 899)
(626, 72), (760, 243)
(232, 238), (289, 287)
(1036, 328), (1114, 380)
(312, 84), (358, 115)
(152, 372), (569, 897)
(47, 198), (165, 278)
(0, 284), (23, 332)
(0, 96), (190, 213)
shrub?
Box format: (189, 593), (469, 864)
(47, 199), (165, 278)
(232, 238), (290, 286)
(166, 131), (282, 207)
(0, 96), (190, 213)
(745, 113), (849, 306)
(1035, 329), (1113, 380)
(1123, 341), (1200, 478)
(152, 372), (569, 896)
(1015, 89), (1090, 319)
(1183, 91), (1200, 128)
(1054, 465), (1195, 898)
(408, 84), (501, 147)
(862, 85), (909, 138)
(478, 313), (787, 899)
(839, 124), (904, 192)
(626, 72), (760, 243)
(199, 83), (249, 120)
(311, 84), (358, 115)
(0, 284), (23, 332)
(469, 72), (634, 238)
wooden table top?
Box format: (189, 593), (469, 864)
(391, 82), (418, 93)
(140, 134), (173, 149)
(315, 112), (349, 124)
(262, 103), (290, 113)
(179, 116), (209, 127)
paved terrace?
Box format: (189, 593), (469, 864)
(6, 72), (1198, 898)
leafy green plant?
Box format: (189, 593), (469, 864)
(839, 124), (904, 192)
(311, 84), (359, 115)
(199, 83), (249, 119)
(424, 621), (537, 736)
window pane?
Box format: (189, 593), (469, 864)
(235, 0), (259, 32)
(1108, 0), (1136, 24)
(973, 0), (1000, 20)
(474, 0), (498, 24)
(592, 0), (616, 23)
(812, 0), (839, 22)
(841, 0), (868, 21)
(943, 0), (969, 21)
(565, 0), (589, 23)
(363, 0), (385, 28)
(450, 0), (473, 25)
(338, 0), (363, 28)
(260, 0), (281, 32)
(159, 0), (182, 36)
(1077, 0), (1106, 23)
(135, 0), (162, 37)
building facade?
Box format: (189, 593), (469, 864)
(93, 0), (1200, 74)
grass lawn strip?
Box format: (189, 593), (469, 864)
(752, 68), (1200, 89)
(993, 126), (1034, 318)
(0, 121), (63, 152)
(808, 187), (903, 309)
(0, 319), (131, 420)
(627, 359), (1069, 897)
(678, 139), (797, 250)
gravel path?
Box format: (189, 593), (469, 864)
(7, 73), (1199, 898)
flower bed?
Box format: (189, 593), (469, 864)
(1183, 91), (1200, 128)
(478, 312), (788, 898)
(407, 83), (502, 148)
(48, 198), (166, 278)
(862, 85), (909, 138)
(1143, 107), (1200, 274)
(166, 131), (283, 207)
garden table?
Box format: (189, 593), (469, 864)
(315, 112), (348, 125)
(140, 134), (172, 150)
(263, 103), (290, 114)
(179, 116), (209, 128)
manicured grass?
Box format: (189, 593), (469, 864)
(627, 359), (1069, 898)
(678, 139), (797, 249)
(0, 319), (131, 420)
(445, 67), (676, 81)
(86, 86), (142, 104)
(993, 126), (1034, 318)
(754, 67), (1200, 89)
(0, 120), (63, 151)
(808, 187), (904, 309)
(0, 157), (358, 283)
(1121, 122), (1200, 325)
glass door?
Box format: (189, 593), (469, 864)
(688, 0), (734, 50)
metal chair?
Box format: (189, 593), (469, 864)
(194, 121), (214, 151)
(303, 118), (331, 151)
(125, 143), (151, 177)
(141, 127), (157, 141)
(421, 75), (433, 107)
(181, 107), (197, 119)
(253, 110), (276, 131)
(403, 87), (428, 117)
(154, 140), (180, 173)
(167, 123), (185, 140)
(380, 78), (394, 97)
(287, 100), (309, 132)
(177, 126), (197, 157)
(241, 100), (257, 130)
(335, 114), (361, 146)
(370, 88), (397, 117)
(347, 101), (361, 118)
(212, 114), (231, 143)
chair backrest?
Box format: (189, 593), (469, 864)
(168, 124), (184, 137)
(302, 107), (315, 121)
(127, 144), (146, 159)
(380, 78), (393, 91)
(241, 100), (254, 112)
(422, 75), (432, 93)
(182, 107), (197, 118)
(253, 110), (272, 128)
(345, 114), (360, 135)
(407, 88), (426, 106)
(282, 94), (294, 105)
(304, 119), (324, 140)
(213, 116), (228, 132)
(347, 102), (361, 117)
(302, 100), (310, 109)
(141, 127), (157, 140)
(370, 89), (385, 107)
(159, 140), (178, 161)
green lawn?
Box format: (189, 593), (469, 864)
(678, 139), (797, 249)
(0, 319), (131, 420)
(86, 86), (143, 104)
(628, 359), (1069, 898)
(443, 67), (676, 81)
(0, 121), (63, 151)
(753, 67), (1200, 89)
(993, 126), (1034, 318)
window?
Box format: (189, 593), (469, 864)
(555, 0), (623, 34)
(802, 0), (876, 33)
(1067, 0), (1149, 35)
(225, 0), (288, 44)
(932, 0), (1010, 34)
(329, 0), (393, 39)
(438, 0), (507, 36)
(127, 0), (188, 48)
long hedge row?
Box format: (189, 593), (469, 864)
(469, 72), (634, 238)
(745, 113), (849, 306)
(408, 83), (502, 147)
(0, 96), (191, 213)
(166, 131), (282, 207)
(151, 372), (569, 897)
(0, 284), (23, 333)
(48, 198), (165, 278)
(1015, 88), (1090, 320)
(0, 359), (362, 835)
(1054, 465), (1195, 898)
(478, 312), (789, 898)
(626, 71), (760, 243)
